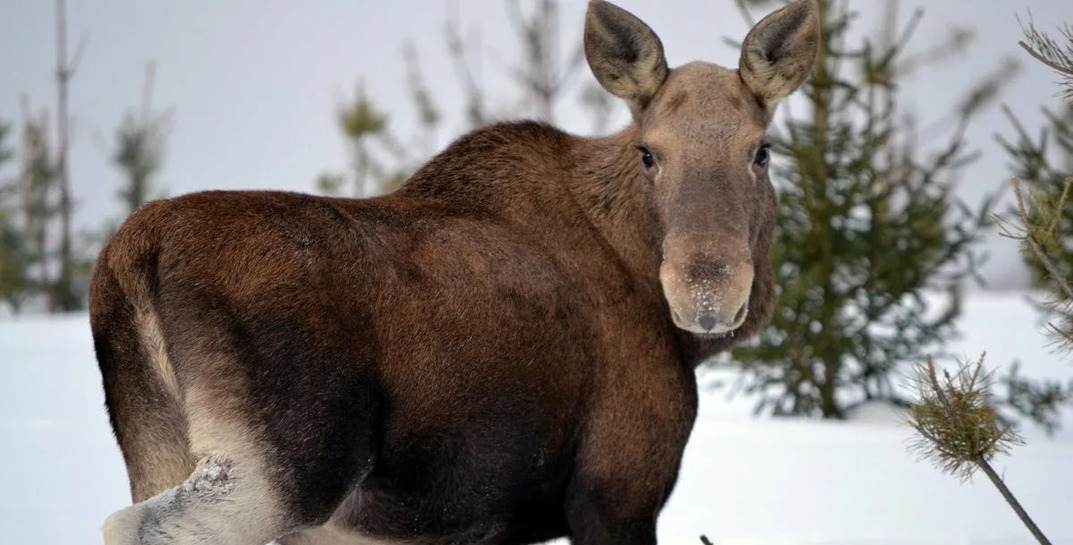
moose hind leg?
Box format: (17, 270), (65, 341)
(102, 454), (289, 545)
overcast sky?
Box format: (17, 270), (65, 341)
(2, 0), (1071, 288)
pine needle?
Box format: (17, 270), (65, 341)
(1002, 178), (1073, 351)
(907, 354), (1022, 482)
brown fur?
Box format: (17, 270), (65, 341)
(91, 2), (819, 544)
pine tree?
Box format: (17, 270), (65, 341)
(334, 82), (390, 197)
(317, 1), (597, 198)
(50, 0), (86, 311)
(0, 122), (11, 172)
(999, 104), (1073, 295)
(728, 0), (1007, 418)
(18, 107), (59, 309)
(113, 63), (169, 214)
(0, 120), (31, 313)
(907, 18), (1073, 545)
(998, 20), (1073, 350)
(316, 82), (406, 198)
(993, 18), (1073, 434)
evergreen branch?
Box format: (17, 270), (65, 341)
(1019, 40), (1073, 78)
(1001, 362), (1073, 432)
(1011, 177), (1073, 304)
(444, 9), (486, 128)
(905, 358), (1055, 545)
(908, 356), (1053, 544)
(1017, 15), (1073, 100)
(908, 354), (1021, 480)
(1046, 176), (1072, 235)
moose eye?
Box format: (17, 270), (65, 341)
(754, 144), (771, 167)
(637, 146), (656, 169)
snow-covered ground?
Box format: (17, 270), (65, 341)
(1, 291), (1070, 544)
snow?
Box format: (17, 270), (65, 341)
(1, 292), (1070, 544)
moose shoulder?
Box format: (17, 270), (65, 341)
(91, 2), (819, 544)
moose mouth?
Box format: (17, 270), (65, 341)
(669, 304), (749, 338)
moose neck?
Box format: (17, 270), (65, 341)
(567, 122), (663, 291)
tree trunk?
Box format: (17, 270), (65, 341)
(52, 0), (75, 312)
(810, 0), (843, 419)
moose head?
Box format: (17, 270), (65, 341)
(585, 0), (819, 335)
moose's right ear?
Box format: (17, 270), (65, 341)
(739, 0), (820, 107)
(585, 0), (668, 117)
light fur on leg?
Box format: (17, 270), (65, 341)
(104, 387), (292, 545)
(102, 454), (287, 545)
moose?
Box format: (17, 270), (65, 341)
(92, 1), (819, 544)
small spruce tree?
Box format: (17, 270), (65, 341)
(994, 19), (1073, 429)
(316, 82), (396, 198)
(50, 0), (86, 312)
(0, 120), (31, 313)
(18, 107), (59, 308)
(908, 18), (1073, 545)
(318, 1), (599, 198)
(728, 0), (1007, 418)
(998, 104), (1073, 298)
(113, 63), (169, 214)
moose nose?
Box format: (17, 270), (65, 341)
(697, 300), (748, 333)
(658, 247), (754, 335)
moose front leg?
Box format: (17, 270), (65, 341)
(564, 479), (660, 545)
(564, 377), (696, 545)
(565, 435), (688, 545)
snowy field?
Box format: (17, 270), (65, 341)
(1, 291), (1070, 544)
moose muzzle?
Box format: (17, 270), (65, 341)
(659, 240), (753, 335)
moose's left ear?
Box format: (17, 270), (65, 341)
(739, 0), (820, 106)
(585, 0), (668, 117)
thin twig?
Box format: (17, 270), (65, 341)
(1019, 40), (1073, 78)
(976, 458), (1053, 545)
(733, 0), (755, 27)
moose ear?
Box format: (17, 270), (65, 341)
(585, 0), (668, 117)
(739, 0), (820, 107)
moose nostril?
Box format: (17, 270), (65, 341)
(733, 302), (748, 324)
(698, 313), (717, 332)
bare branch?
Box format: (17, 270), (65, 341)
(444, 6), (486, 127)
(1019, 40), (1073, 78)
(733, 0), (756, 27)
(1017, 15), (1073, 100)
